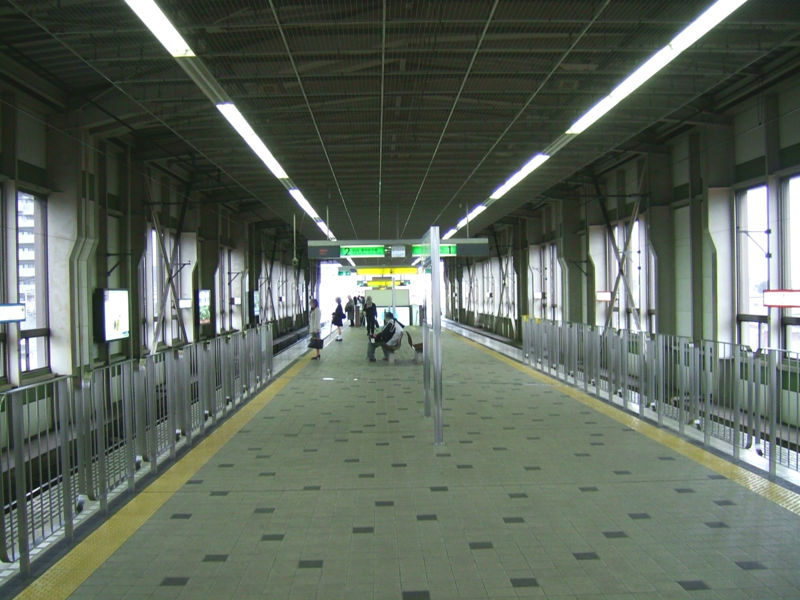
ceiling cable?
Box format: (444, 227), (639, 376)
(400, 0), (500, 238)
(268, 0), (358, 238)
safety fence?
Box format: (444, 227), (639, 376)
(0, 325), (274, 576)
(522, 318), (800, 481)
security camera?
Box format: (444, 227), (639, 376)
(292, 257), (299, 267)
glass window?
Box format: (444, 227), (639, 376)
(737, 184), (770, 349)
(17, 191), (49, 372)
(786, 175), (800, 351)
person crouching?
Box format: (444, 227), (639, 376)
(367, 311), (404, 362)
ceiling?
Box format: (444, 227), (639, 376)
(2, 1), (800, 245)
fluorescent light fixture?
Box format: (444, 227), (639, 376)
(442, 228), (457, 240)
(457, 204), (487, 230)
(288, 188), (321, 220)
(566, 0), (749, 134)
(216, 102), (288, 179)
(596, 290), (612, 302)
(489, 153), (550, 200)
(125, 0), (195, 57)
(315, 220), (335, 241)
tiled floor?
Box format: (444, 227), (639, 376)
(15, 326), (800, 599)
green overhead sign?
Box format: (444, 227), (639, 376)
(340, 245), (385, 257)
(411, 244), (457, 257)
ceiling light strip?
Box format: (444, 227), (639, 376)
(126, 1), (338, 246)
(124, 0), (195, 57)
(566, 0), (749, 135)
(444, 0), (749, 239)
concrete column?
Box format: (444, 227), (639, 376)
(560, 195), (584, 323)
(514, 218), (529, 332)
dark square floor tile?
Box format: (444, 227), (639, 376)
(254, 507), (275, 514)
(186, 480), (203, 485)
(171, 513), (191, 520)
(335, 438), (349, 442)
(469, 541), (493, 550)
(503, 517), (524, 523)
(675, 488), (695, 493)
(303, 448), (317, 453)
(392, 463), (407, 468)
(457, 464), (473, 469)
(161, 577), (189, 586)
(353, 527), (374, 534)
(256, 454), (271, 459)
(376, 442), (389, 446)
(359, 474), (375, 479)
(510, 577), (538, 588)
(261, 534), (285, 541)
(217, 463), (234, 468)
(401, 591), (430, 600)
(658, 456), (675, 461)
(736, 561), (766, 570)
(459, 440), (474, 444)
(203, 554), (228, 562)
(259, 472), (276, 477)
(210, 491), (229, 497)
(714, 499), (736, 506)
(430, 486), (448, 492)
(705, 521), (728, 528)
(375, 501), (394, 507)
(417, 514), (437, 521)
(436, 453), (451, 457)
(247, 447), (262, 451)
(524, 466), (541, 471)
(509, 493), (528, 498)
(303, 485), (322, 490)
(345, 458), (360, 463)
(708, 474), (726, 479)
(298, 560), (323, 569)
(579, 486), (598, 492)
(614, 470), (631, 475)
(678, 580), (710, 591)
(526, 436), (541, 440)
(402, 435), (415, 439)
(575, 453), (590, 457)
(574, 552), (599, 560)
(629, 513), (650, 519)
(603, 531), (628, 538)
(492, 447), (508, 451)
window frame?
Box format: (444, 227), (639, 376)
(735, 183), (771, 350)
(16, 189), (51, 375)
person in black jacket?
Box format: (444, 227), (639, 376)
(332, 297), (345, 341)
(363, 296), (378, 336)
(366, 311), (404, 361)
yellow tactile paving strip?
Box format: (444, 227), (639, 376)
(462, 336), (800, 517)
(13, 357), (311, 600)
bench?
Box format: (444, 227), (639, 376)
(381, 341), (402, 363)
(405, 331), (423, 363)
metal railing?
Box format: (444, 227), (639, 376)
(522, 318), (800, 481)
(0, 325), (273, 576)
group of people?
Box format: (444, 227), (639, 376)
(307, 295), (402, 362)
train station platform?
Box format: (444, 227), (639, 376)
(10, 326), (800, 599)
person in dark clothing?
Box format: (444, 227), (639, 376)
(345, 295), (354, 326)
(332, 297), (345, 341)
(366, 311), (404, 361)
(363, 296), (378, 336)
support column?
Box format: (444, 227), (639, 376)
(514, 218), (529, 337)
